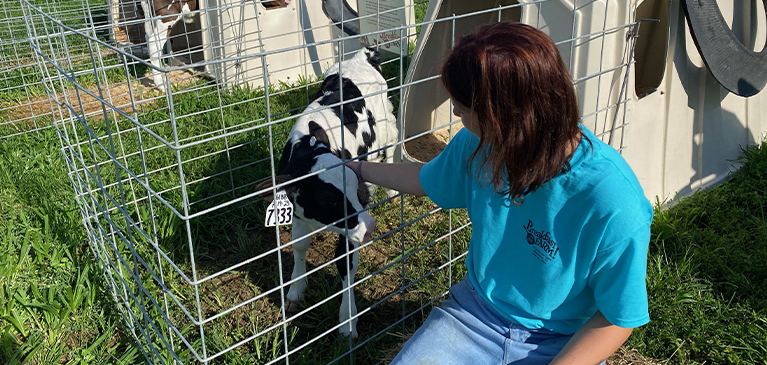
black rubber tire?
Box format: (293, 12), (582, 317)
(322, 0), (360, 35)
(682, 0), (767, 97)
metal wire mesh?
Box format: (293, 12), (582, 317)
(22, 0), (640, 363)
(0, 0), (114, 138)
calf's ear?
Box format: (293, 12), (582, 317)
(255, 174), (296, 202)
(356, 181), (371, 206)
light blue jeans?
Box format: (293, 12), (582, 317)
(390, 278), (607, 365)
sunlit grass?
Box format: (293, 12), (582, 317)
(628, 140), (767, 364)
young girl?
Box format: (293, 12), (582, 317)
(347, 22), (652, 364)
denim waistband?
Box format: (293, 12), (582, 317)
(451, 276), (569, 343)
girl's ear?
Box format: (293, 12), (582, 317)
(255, 174), (296, 202)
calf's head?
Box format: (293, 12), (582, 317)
(256, 133), (375, 243)
(152, 0), (199, 24)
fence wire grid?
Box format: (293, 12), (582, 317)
(0, 0), (112, 138)
(21, 0), (642, 363)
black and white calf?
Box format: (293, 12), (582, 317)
(140, 0), (199, 92)
(256, 48), (398, 339)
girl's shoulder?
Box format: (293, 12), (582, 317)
(565, 129), (654, 237)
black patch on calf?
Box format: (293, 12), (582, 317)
(334, 148), (352, 161)
(295, 176), (360, 229)
(277, 135), (332, 178)
(276, 141), (295, 176)
(366, 109), (376, 134)
(362, 110), (377, 147)
(279, 142), (360, 227)
(334, 235), (355, 279)
(357, 181), (371, 206)
(271, 140), (322, 205)
(277, 136), (365, 232)
(317, 74), (366, 136)
(364, 48), (384, 76)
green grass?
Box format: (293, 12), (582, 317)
(628, 142), (767, 364)
(0, 1), (458, 363)
(0, 133), (142, 364)
(0, 0), (110, 62)
(0, 97), (469, 365)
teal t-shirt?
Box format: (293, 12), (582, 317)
(419, 125), (653, 334)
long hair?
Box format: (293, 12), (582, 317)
(441, 22), (585, 201)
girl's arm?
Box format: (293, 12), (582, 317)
(346, 161), (426, 197)
(550, 310), (633, 365)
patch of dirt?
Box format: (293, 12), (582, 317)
(58, 318), (124, 363)
(4, 11), (204, 129)
(1, 98), (60, 132)
(608, 346), (668, 365)
(404, 124), (463, 162)
(6, 68), (201, 124)
(201, 272), (256, 308)
(114, 4), (146, 46)
(271, 196), (442, 305)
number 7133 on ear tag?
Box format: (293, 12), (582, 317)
(265, 190), (294, 227)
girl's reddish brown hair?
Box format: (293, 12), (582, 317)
(441, 22), (585, 201)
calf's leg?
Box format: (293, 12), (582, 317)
(335, 234), (359, 339)
(141, 1), (172, 92)
(286, 219), (311, 311)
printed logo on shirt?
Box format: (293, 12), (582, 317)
(522, 220), (560, 264)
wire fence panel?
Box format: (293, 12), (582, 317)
(0, 0), (114, 138)
(22, 0), (640, 363)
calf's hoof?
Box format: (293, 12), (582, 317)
(152, 84), (166, 94)
(286, 299), (301, 312)
(339, 325), (358, 341)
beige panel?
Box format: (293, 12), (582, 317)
(199, 0), (370, 87)
(625, 0), (767, 202)
(198, 0), (414, 87)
